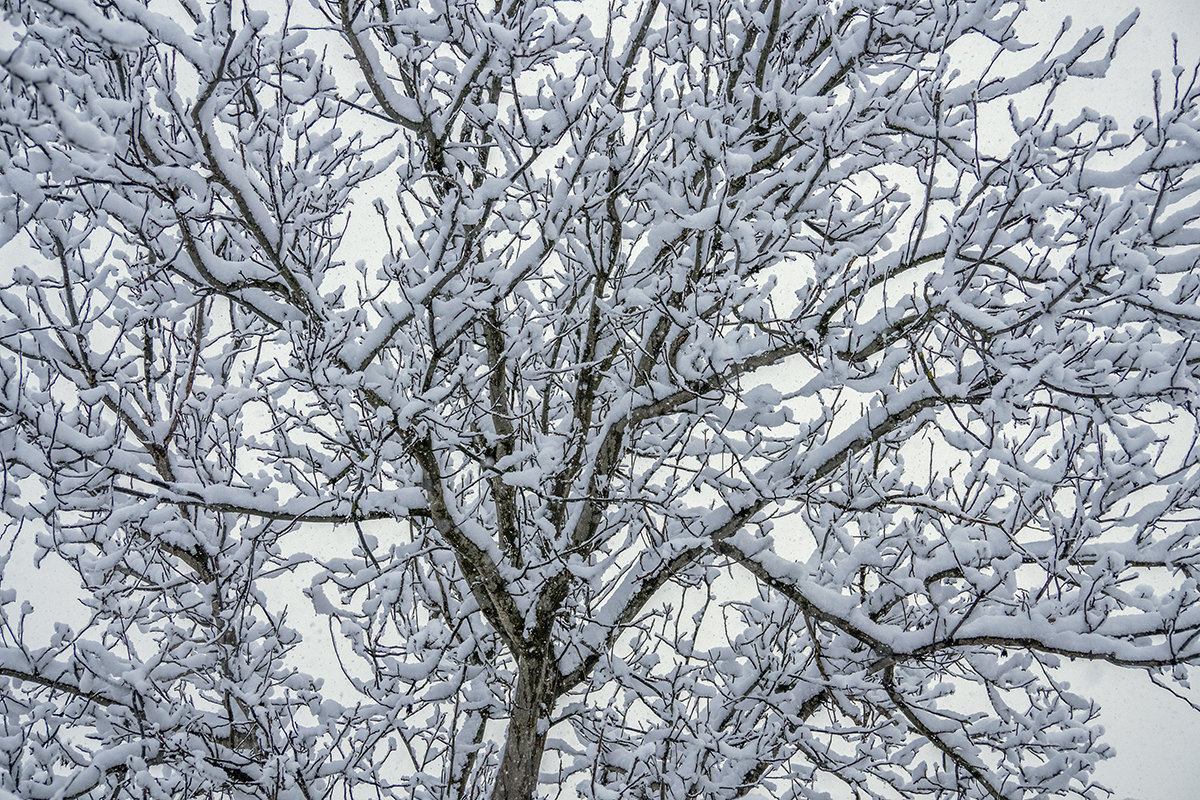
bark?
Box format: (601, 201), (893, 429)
(490, 647), (559, 800)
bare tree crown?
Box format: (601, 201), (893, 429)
(1, 1), (1199, 798)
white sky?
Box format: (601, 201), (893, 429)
(4, 2), (1200, 798)
(999, 5), (1200, 799)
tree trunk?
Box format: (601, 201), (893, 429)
(490, 650), (558, 800)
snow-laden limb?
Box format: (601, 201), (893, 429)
(1, 0), (1200, 799)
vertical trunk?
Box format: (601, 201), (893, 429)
(491, 650), (558, 800)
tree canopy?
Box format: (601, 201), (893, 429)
(2, 1), (1200, 799)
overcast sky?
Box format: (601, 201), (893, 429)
(5, 2), (1200, 798)
(1005, 4), (1199, 799)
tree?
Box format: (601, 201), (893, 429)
(1, 0), (1199, 797)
